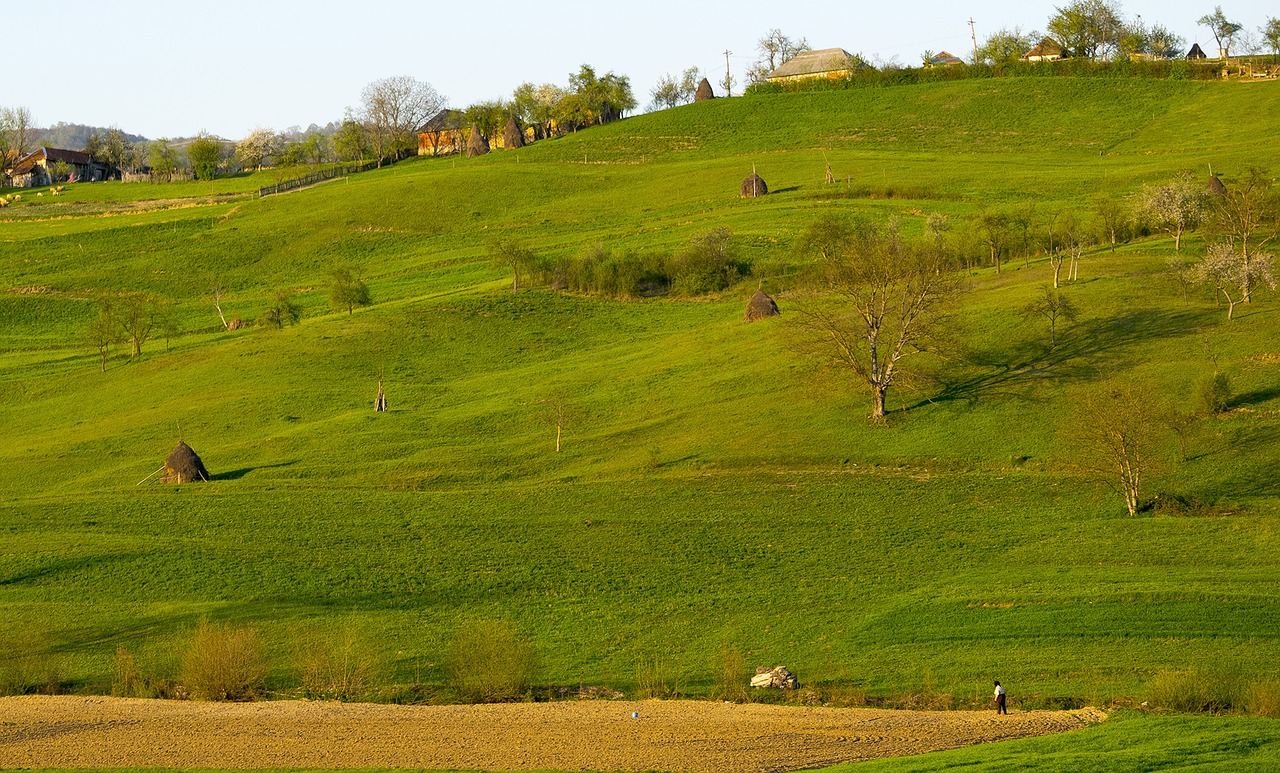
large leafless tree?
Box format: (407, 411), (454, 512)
(1068, 381), (1161, 516)
(359, 76), (445, 165)
(794, 217), (959, 422)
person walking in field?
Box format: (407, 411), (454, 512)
(994, 681), (1007, 714)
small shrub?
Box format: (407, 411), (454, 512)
(636, 655), (682, 699)
(710, 643), (748, 703)
(1249, 679), (1280, 718)
(295, 624), (378, 700)
(0, 631), (61, 696)
(1148, 667), (1248, 714)
(180, 618), (268, 701)
(447, 619), (536, 703)
(113, 645), (144, 698)
(1198, 371), (1232, 415)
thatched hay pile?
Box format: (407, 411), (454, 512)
(163, 441), (210, 483)
(695, 78), (715, 102)
(1207, 174), (1227, 197)
(740, 173), (768, 198)
(744, 289), (780, 322)
(503, 116), (525, 149)
(467, 124), (489, 158)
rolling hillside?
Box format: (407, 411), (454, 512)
(2, 77), (1279, 710)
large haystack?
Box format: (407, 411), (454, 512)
(740, 173), (768, 198)
(1207, 174), (1227, 197)
(1187, 43), (1208, 60)
(467, 124), (489, 158)
(502, 116), (525, 149)
(745, 289), (780, 322)
(695, 78), (715, 102)
(163, 441), (210, 483)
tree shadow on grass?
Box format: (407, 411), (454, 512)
(1231, 386), (1280, 409)
(924, 307), (1212, 408)
(211, 461), (298, 481)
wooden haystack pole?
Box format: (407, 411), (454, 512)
(467, 124), (489, 157)
(502, 116), (525, 149)
(161, 441), (210, 484)
(744, 288), (780, 322)
(741, 166), (768, 198)
(695, 78), (715, 102)
(375, 375), (388, 412)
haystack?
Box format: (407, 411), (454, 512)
(502, 115), (525, 149)
(745, 289), (780, 322)
(1206, 174), (1227, 197)
(1187, 43), (1208, 60)
(740, 172), (768, 198)
(162, 441), (210, 483)
(694, 78), (715, 102)
(466, 124), (489, 157)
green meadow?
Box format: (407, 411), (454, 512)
(2, 74), (1280, 752)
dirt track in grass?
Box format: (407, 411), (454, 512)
(0, 695), (1106, 772)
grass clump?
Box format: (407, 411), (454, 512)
(710, 643), (748, 703)
(447, 619), (536, 703)
(180, 618), (268, 701)
(293, 623), (379, 701)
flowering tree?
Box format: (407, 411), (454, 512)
(1195, 243), (1276, 319)
(1137, 175), (1210, 251)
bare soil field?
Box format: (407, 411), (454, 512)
(0, 695), (1106, 772)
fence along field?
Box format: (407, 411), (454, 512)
(0, 78), (1278, 722)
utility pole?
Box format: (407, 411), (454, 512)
(969, 18), (979, 63)
(724, 49), (733, 97)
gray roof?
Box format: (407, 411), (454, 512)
(768, 48), (856, 79)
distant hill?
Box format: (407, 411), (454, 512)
(33, 122), (148, 150)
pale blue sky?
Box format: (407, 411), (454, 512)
(10, 0), (1275, 139)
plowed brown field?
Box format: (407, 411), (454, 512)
(0, 695), (1106, 772)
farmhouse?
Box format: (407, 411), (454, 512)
(767, 48), (861, 83)
(418, 110), (466, 156)
(1024, 38), (1065, 62)
(9, 147), (117, 187)
(418, 110), (534, 156)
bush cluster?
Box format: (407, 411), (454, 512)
(504, 228), (753, 300)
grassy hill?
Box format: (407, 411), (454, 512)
(2, 77), (1279, 723)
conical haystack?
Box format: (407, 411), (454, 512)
(467, 124), (490, 157)
(740, 172), (768, 198)
(162, 441), (210, 483)
(744, 288), (780, 322)
(1206, 174), (1227, 197)
(695, 78), (715, 102)
(502, 115), (525, 149)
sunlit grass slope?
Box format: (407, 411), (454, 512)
(1, 78), (1279, 703)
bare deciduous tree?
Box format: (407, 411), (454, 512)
(1022, 285), (1079, 348)
(747, 29), (811, 83)
(1199, 5), (1243, 58)
(84, 299), (121, 372)
(360, 76), (445, 166)
(1068, 381), (1162, 516)
(794, 218), (959, 422)
(102, 292), (172, 357)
